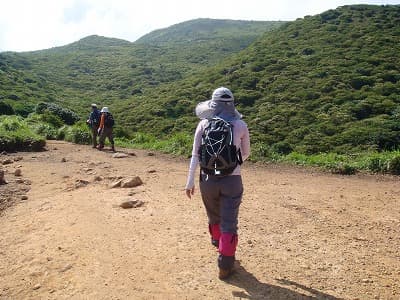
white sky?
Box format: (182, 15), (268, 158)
(0, 0), (399, 52)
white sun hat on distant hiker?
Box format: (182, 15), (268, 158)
(91, 103), (97, 107)
(195, 87), (242, 121)
(101, 107), (109, 113)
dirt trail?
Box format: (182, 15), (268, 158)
(0, 141), (399, 300)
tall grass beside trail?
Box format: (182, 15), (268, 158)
(0, 115), (46, 151)
(60, 122), (92, 145)
(2, 113), (399, 176)
(116, 133), (400, 175)
(272, 150), (400, 175)
(115, 132), (192, 157)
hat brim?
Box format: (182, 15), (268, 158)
(195, 100), (242, 120)
(195, 100), (216, 119)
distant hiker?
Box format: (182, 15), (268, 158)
(97, 107), (115, 152)
(185, 87), (250, 280)
(86, 104), (101, 148)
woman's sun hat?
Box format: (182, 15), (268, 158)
(195, 87), (242, 120)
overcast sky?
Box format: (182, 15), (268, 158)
(0, 0), (398, 52)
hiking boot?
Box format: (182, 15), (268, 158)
(218, 267), (234, 280)
(97, 144), (104, 151)
(111, 145), (116, 152)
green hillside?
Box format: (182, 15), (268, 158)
(119, 4), (400, 155)
(0, 19), (283, 115)
(136, 18), (283, 45)
(1, 6), (400, 173)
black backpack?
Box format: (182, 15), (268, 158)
(199, 117), (242, 176)
(104, 113), (115, 128)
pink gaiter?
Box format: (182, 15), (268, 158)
(209, 224), (221, 241)
(219, 233), (238, 256)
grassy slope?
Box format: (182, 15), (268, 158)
(122, 5), (400, 154)
(1, 8), (400, 173)
(0, 19), (283, 115)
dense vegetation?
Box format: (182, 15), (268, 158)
(1, 6), (400, 174)
(121, 5), (400, 155)
(0, 19), (282, 114)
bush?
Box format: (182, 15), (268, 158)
(63, 122), (92, 144)
(367, 157), (386, 173)
(329, 163), (357, 175)
(35, 102), (80, 125)
(113, 125), (131, 139)
(0, 102), (15, 115)
(387, 156), (400, 175)
(39, 111), (64, 128)
(0, 116), (46, 151)
(34, 123), (58, 140)
(162, 133), (192, 156)
(271, 141), (293, 155)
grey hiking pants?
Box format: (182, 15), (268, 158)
(91, 126), (99, 147)
(199, 174), (243, 234)
(99, 127), (114, 146)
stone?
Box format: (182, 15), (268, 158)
(121, 176), (143, 188)
(32, 284), (41, 290)
(147, 169), (157, 173)
(112, 152), (129, 158)
(0, 169), (6, 184)
(14, 156), (23, 161)
(74, 179), (89, 189)
(120, 200), (144, 209)
(61, 158), (67, 162)
(21, 195), (28, 200)
(109, 180), (122, 188)
(14, 169), (22, 176)
(60, 264), (73, 273)
(147, 152), (155, 156)
(93, 176), (103, 182)
(2, 159), (13, 165)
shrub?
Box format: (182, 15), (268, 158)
(387, 156), (400, 175)
(0, 116), (46, 151)
(271, 141), (293, 155)
(34, 123), (58, 140)
(367, 157), (386, 173)
(329, 163), (357, 175)
(39, 111), (64, 128)
(0, 102), (15, 115)
(113, 126), (131, 139)
(63, 122), (91, 144)
(35, 102), (80, 125)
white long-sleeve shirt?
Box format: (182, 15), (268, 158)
(185, 119), (250, 189)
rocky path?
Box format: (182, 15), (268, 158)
(0, 141), (399, 299)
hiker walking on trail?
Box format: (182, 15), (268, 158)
(86, 104), (101, 148)
(185, 87), (250, 280)
(97, 107), (115, 152)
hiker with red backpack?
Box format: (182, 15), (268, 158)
(185, 87), (250, 279)
(97, 107), (115, 152)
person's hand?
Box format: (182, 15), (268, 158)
(185, 186), (195, 199)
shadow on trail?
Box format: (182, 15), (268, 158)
(225, 261), (342, 300)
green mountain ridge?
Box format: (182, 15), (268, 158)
(1, 6), (400, 156)
(118, 4), (400, 154)
(136, 18), (283, 44)
(0, 18), (282, 115)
